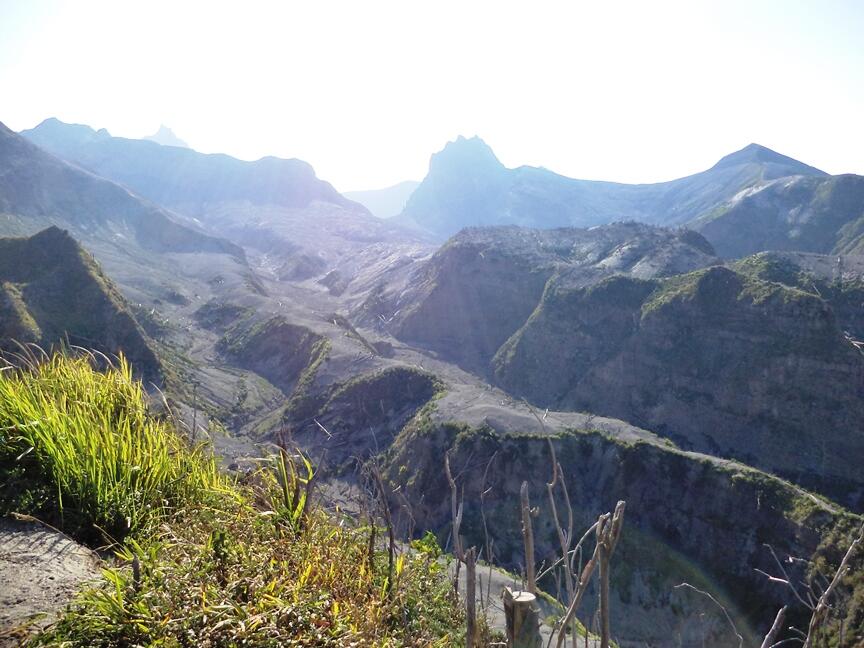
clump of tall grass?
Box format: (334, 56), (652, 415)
(0, 352), (224, 542)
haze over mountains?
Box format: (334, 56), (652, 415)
(345, 180), (420, 218)
(394, 135), (830, 238)
(3, 116), (864, 645)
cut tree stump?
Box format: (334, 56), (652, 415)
(503, 587), (542, 648)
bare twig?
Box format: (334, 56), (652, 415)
(759, 606), (787, 648)
(520, 481), (537, 594)
(673, 582), (743, 648)
(598, 501), (625, 648)
(555, 513), (607, 648)
(546, 439), (576, 646)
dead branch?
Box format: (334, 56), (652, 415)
(546, 439), (576, 646)
(445, 450), (479, 647)
(521, 481), (537, 594)
(759, 606), (787, 648)
(598, 501), (625, 648)
(672, 582), (742, 648)
(371, 463), (396, 599)
(555, 512), (608, 648)
(480, 450), (498, 610)
(466, 546), (478, 648)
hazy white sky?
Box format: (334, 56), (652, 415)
(1, 0), (862, 191)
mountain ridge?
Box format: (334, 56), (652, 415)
(395, 136), (830, 239)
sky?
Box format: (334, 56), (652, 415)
(0, 0), (862, 192)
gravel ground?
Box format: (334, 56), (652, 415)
(0, 518), (100, 646)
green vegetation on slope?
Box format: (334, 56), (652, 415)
(0, 353), (221, 543)
(1, 353), (469, 646)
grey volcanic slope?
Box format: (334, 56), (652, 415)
(691, 173), (864, 258)
(356, 222), (718, 373)
(394, 136), (826, 239)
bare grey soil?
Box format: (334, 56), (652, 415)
(0, 518), (100, 646)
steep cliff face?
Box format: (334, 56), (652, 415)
(382, 413), (863, 646)
(692, 174), (864, 258)
(493, 265), (864, 508)
(381, 223), (717, 374)
(0, 227), (161, 382)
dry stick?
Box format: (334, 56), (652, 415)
(598, 501), (625, 648)
(521, 481), (537, 594)
(372, 464), (396, 598)
(480, 451), (498, 610)
(445, 451), (464, 593)
(757, 543), (813, 610)
(445, 451), (479, 648)
(802, 522), (864, 648)
(672, 583), (743, 648)
(546, 439), (577, 647)
(555, 513), (608, 648)
(366, 501), (376, 582)
(538, 521), (600, 581)
(466, 546), (478, 648)
(759, 606), (787, 648)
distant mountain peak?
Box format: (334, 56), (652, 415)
(143, 124), (189, 149)
(711, 142), (826, 175)
(27, 118), (110, 146)
(429, 135), (504, 175)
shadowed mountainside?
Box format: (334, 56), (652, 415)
(381, 404), (863, 646)
(0, 227), (161, 382)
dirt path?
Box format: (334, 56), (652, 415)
(0, 518), (101, 646)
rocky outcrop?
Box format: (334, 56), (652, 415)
(493, 264), (864, 508)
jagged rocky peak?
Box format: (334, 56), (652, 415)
(427, 135), (505, 176)
(710, 142), (827, 175)
(143, 124), (189, 148)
